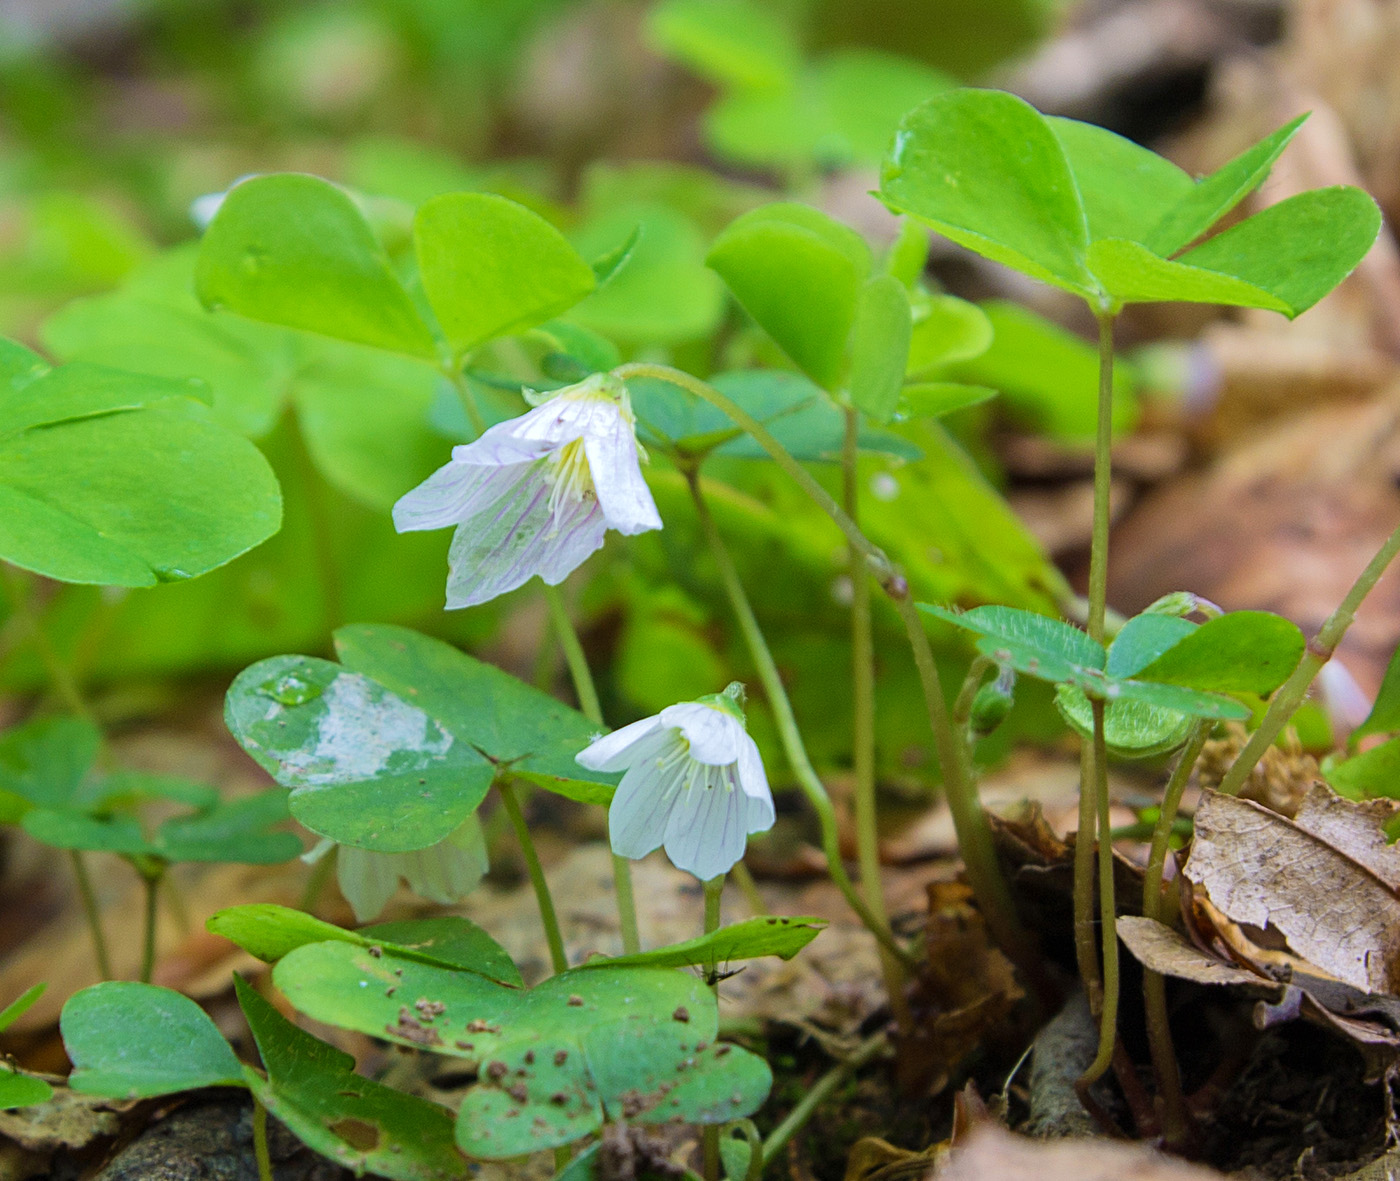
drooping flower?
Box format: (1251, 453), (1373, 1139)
(304, 815), (488, 923)
(393, 373), (662, 608)
(576, 684), (774, 881)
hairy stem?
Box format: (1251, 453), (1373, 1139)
(1079, 701), (1118, 1089)
(1217, 519), (1400, 796)
(70, 850), (112, 981)
(498, 778), (568, 975)
(541, 581), (641, 957)
(843, 408), (910, 1034)
(684, 470), (914, 968)
(252, 1094), (275, 1181)
(1142, 722), (1211, 1148)
(761, 1031), (888, 1166)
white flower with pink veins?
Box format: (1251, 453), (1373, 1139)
(577, 684), (775, 882)
(393, 373), (662, 608)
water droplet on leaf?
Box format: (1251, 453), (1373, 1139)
(260, 672), (323, 706)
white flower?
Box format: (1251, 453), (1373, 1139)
(576, 684), (774, 881)
(304, 815), (489, 923)
(393, 373), (662, 608)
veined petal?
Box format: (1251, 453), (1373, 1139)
(444, 464), (606, 607)
(393, 456), (535, 533)
(582, 412), (662, 536)
(608, 737), (691, 860)
(660, 702), (743, 765)
(735, 732), (771, 803)
(401, 815), (488, 904)
(577, 714), (666, 772)
(663, 774), (749, 881)
(451, 429), (555, 468)
(337, 845), (401, 923)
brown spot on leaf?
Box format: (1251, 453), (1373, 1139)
(672, 1006), (690, 1023)
(328, 1118), (380, 1151)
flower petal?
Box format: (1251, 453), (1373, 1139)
(663, 774), (749, 881)
(577, 715), (666, 772)
(336, 845), (401, 922)
(443, 464), (606, 607)
(735, 732), (771, 802)
(582, 412), (662, 536)
(401, 815), (488, 903)
(608, 736), (691, 861)
(393, 457), (526, 533)
(660, 702), (743, 765)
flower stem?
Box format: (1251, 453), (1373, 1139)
(541, 580), (641, 957)
(760, 1030), (888, 1167)
(1142, 721), (1211, 1149)
(1078, 700), (1119, 1091)
(140, 867), (162, 985)
(69, 850), (112, 981)
(445, 365), (488, 437)
(252, 1093), (275, 1181)
(702, 873), (724, 1181)
(842, 408), (911, 1035)
(1217, 518), (1400, 797)
(730, 860), (766, 915)
(1087, 312), (1116, 647)
(498, 778), (568, 975)
(684, 470), (914, 969)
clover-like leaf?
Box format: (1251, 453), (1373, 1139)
(578, 915), (826, 971)
(235, 977), (465, 1181)
(1132, 610), (1305, 695)
(62, 982), (245, 1098)
(414, 192), (596, 358)
(196, 175), (436, 358)
(0, 1072), (51, 1109)
(920, 604), (1105, 683)
(847, 274), (912, 422)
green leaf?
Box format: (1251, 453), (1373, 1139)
(1133, 611), (1305, 695)
(0, 1071), (51, 1109)
(919, 604), (1104, 682)
(154, 791), (301, 864)
(1086, 238), (1289, 313)
(1103, 677), (1249, 719)
(1144, 115), (1307, 256)
(414, 192), (596, 357)
(196, 174), (436, 358)
(62, 982), (245, 1098)
(1055, 685), (1194, 759)
(0, 984), (45, 1034)
(0, 340), (48, 387)
(906, 294), (993, 375)
(1176, 187), (1382, 318)
(579, 916), (826, 971)
(0, 382), (282, 587)
(707, 203), (870, 389)
(1104, 613), (1196, 679)
(208, 904), (520, 984)
(816, 50), (954, 166)
(590, 224), (640, 285)
(1047, 117), (1193, 243)
(332, 624), (620, 805)
(234, 978), (464, 1181)
(847, 275), (912, 421)
(1328, 736), (1400, 800)
(880, 89), (1093, 295)
(0, 716), (100, 810)
(224, 654), (496, 852)
(0, 362), (211, 437)
(1353, 646), (1400, 745)
(645, 0), (799, 91)
(898, 382), (996, 419)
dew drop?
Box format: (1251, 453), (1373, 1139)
(260, 672), (323, 706)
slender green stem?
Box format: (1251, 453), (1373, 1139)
(730, 860), (766, 915)
(252, 1093), (275, 1181)
(684, 470), (915, 969)
(0, 564), (90, 720)
(1142, 722), (1210, 1149)
(140, 869), (162, 984)
(445, 364), (488, 437)
(69, 851), (112, 981)
(842, 408), (910, 1034)
(541, 581), (641, 957)
(162, 872), (192, 935)
(498, 778), (568, 975)
(702, 874), (724, 1181)
(1072, 726), (1102, 1014)
(951, 656), (995, 731)
(1218, 518), (1400, 797)
(1087, 312), (1117, 646)
(896, 594), (1045, 994)
(1079, 701), (1118, 1089)
(760, 1030), (888, 1166)
(615, 365), (896, 589)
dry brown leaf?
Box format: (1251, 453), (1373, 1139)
(933, 1126), (1226, 1180)
(1183, 785), (1400, 993)
(1117, 916), (1283, 995)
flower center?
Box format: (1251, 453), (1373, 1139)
(545, 437), (595, 523)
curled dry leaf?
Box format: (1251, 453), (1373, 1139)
(933, 1125), (1227, 1180)
(1183, 784), (1400, 994)
(1117, 916), (1284, 996)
